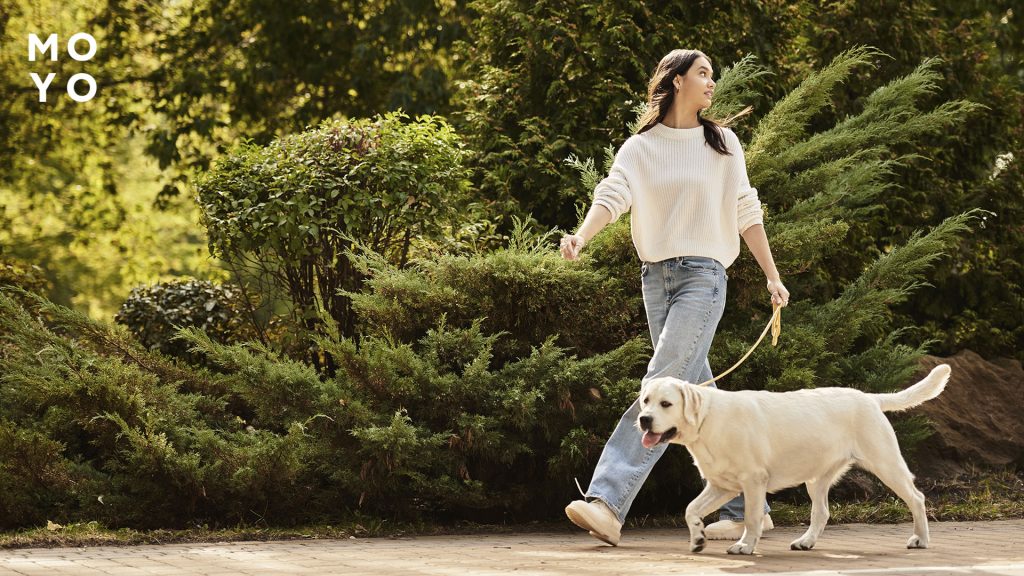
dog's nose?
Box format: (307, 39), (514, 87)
(639, 415), (652, 430)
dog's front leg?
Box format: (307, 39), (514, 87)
(685, 484), (738, 553)
(727, 481), (767, 555)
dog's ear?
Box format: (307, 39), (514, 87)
(678, 382), (703, 428)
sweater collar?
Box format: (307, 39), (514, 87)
(648, 122), (706, 140)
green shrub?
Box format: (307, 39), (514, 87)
(0, 290), (316, 529)
(347, 223), (645, 365)
(194, 111), (473, 346)
(114, 279), (257, 364)
(0, 420), (75, 527)
(0, 272), (652, 527)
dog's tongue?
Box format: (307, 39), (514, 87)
(641, 431), (661, 449)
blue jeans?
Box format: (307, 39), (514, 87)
(585, 256), (768, 523)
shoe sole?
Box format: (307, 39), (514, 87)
(565, 506), (619, 546)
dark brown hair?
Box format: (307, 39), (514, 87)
(636, 49), (752, 155)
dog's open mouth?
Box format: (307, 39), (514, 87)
(641, 427), (677, 449)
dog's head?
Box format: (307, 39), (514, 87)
(637, 377), (704, 448)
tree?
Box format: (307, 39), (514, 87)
(0, 0), (220, 317)
(452, 0), (813, 227)
(804, 0), (1024, 359)
(93, 0), (474, 204)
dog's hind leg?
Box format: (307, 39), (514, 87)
(685, 484), (739, 553)
(858, 428), (930, 549)
(791, 462), (850, 551)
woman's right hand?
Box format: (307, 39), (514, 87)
(560, 234), (586, 260)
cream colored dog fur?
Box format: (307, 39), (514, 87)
(636, 364), (952, 555)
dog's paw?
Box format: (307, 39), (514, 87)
(687, 519), (705, 553)
(690, 534), (706, 553)
(790, 532), (815, 545)
(790, 536), (816, 551)
(727, 542), (756, 555)
(907, 535), (928, 549)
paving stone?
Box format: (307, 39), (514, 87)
(0, 520), (1022, 575)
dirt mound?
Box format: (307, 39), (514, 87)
(913, 350), (1024, 480)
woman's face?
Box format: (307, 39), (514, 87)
(674, 56), (716, 111)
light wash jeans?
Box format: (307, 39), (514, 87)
(585, 256), (768, 523)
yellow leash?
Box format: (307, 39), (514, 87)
(696, 303), (782, 387)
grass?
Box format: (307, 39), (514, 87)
(2, 470), (1021, 549)
(0, 516), (441, 549)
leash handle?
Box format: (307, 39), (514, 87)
(696, 303), (782, 388)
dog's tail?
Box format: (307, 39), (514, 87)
(873, 364), (951, 412)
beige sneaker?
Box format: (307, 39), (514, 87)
(565, 499), (622, 546)
(704, 514), (774, 540)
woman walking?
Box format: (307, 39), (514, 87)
(560, 49), (789, 546)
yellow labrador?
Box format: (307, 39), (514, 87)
(637, 364), (951, 555)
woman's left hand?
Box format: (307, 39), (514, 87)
(767, 278), (789, 307)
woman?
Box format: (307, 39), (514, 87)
(560, 49), (789, 546)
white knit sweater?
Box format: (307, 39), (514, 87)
(591, 122), (764, 268)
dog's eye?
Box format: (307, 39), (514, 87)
(642, 396), (649, 405)
(660, 400), (672, 408)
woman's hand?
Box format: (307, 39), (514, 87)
(767, 278), (790, 307)
(560, 234), (586, 260)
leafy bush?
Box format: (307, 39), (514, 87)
(0, 420), (74, 528)
(114, 279), (257, 364)
(194, 111), (473, 346)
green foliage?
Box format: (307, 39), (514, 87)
(453, 0), (812, 225)
(2, 0), (1022, 532)
(114, 280), (257, 364)
(0, 289), (317, 528)
(0, 259), (50, 310)
(793, 1), (1024, 360)
(195, 111), (473, 342)
(94, 0), (472, 200)
(0, 276), (651, 527)
(0, 420), (73, 528)
(711, 50), (984, 419)
(717, 52), (978, 424)
(347, 240), (644, 364)
(311, 316), (650, 516)
(1, 4), (220, 320)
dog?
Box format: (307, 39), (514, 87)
(636, 364), (951, 555)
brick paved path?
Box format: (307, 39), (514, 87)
(2, 519), (1022, 575)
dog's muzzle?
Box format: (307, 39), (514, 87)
(638, 415), (677, 449)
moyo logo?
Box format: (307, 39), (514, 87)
(29, 33), (98, 103)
